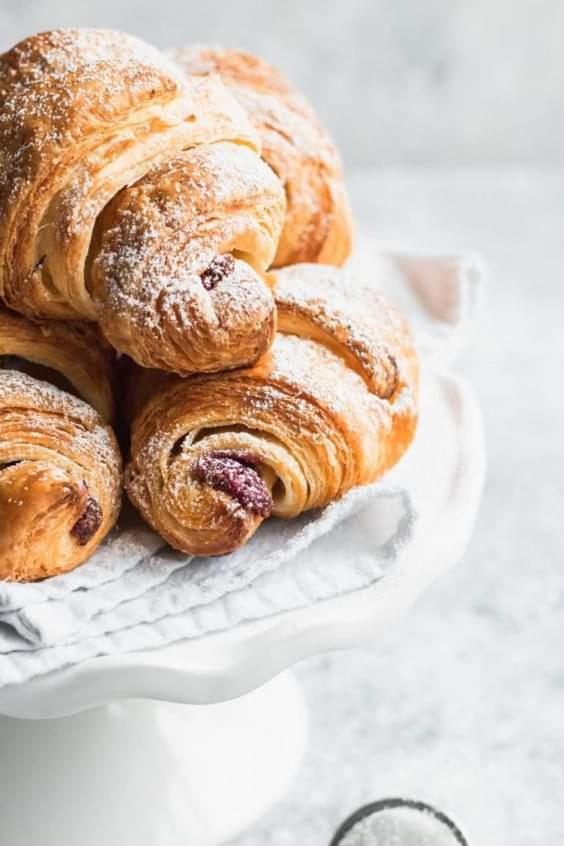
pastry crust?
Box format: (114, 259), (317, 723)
(91, 142), (282, 374)
(0, 29), (285, 375)
(172, 46), (353, 268)
(125, 264), (417, 556)
(0, 305), (115, 422)
(0, 306), (122, 581)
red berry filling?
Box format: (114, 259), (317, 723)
(193, 451), (273, 517)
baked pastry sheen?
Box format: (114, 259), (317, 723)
(173, 46), (354, 268)
(0, 306), (122, 581)
(0, 29), (286, 375)
(125, 264), (418, 556)
(0, 28), (418, 578)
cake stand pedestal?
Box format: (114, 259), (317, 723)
(0, 671), (307, 846)
(0, 369), (485, 845)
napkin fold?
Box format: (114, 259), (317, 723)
(0, 251), (484, 688)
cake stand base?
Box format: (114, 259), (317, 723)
(0, 670), (307, 846)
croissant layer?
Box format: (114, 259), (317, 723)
(0, 29), (285, 375)
(0, 371), (122, 581)
(125, 264), (417, 556)
(172, 46), (353, 268)
(0, 305), (122, 581)
(0, 305), (115, 422)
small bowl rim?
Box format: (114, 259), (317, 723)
(330, 797), (468, 846)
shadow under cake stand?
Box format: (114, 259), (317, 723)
(0, 367), (485, 846)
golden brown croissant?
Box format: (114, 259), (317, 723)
(0, 29), (285, 375)
(172, 46), (354, 268)
(125, 264), (417, 557)
(0, 306), (122, 581)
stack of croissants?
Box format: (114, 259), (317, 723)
(0, 29), (418, 583)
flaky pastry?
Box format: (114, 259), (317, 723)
(172, 46), (354, 268)
(0, 306), (122, 581)
(0, 29), (286, 375)
(125, 264), (417, 556)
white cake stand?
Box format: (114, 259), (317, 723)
(0, 368), (485, 846)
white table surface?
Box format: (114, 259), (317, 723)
(233, 167), (564, 846)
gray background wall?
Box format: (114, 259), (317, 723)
(1, 0), (562, 165)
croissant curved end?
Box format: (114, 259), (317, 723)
(0, 30), (286, 375)
(125, 260), (419, 559)
(0, 463), (93, 581)
(0, 371), (122, 582)
(90, 141), (285, 374)
(171, 45), (354, 269)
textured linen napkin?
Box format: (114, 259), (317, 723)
(0, 251), (484, 688)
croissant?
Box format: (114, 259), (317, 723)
(0, 29), (286, 376)
(125, 264), (418, 556)
(172, 46), (354, 268)
(0, 306), (122, 581)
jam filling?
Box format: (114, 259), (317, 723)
(200, 254), (235, 291)
(193, 450), (273, 517)
(71, 496), (103, 545)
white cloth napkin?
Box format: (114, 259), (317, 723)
(0, 251), (484, 688)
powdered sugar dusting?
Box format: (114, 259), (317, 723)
(171, 45), (348, 264)
(0, 29), (181, 211)
(172, 45), (339, 175)
(273, 263), (416, 407)
(92, 140), (280, 371)
(274, 262), (409, 343)
(0, 31), (282, 375)
(269, 334), (382, 418)
(0, 370), (119, 469)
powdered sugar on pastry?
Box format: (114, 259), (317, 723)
(0, 368), (122, 582)
(125, 263), (418, 558)
(0, 29), (284, 377)
(172, 45), (353, 267)
(271, 263), (417, 404)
